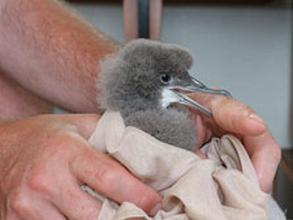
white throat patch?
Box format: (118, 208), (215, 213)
(161, 88), (180, 108)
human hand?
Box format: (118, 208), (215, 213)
(189, 93), (281, 193)
(0, 114), (161, 220)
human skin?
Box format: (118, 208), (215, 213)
(0, 72), (53, 120)
(0, 0), (119, 113)
(0, 0), (162, 218)
(190, 93), (281, 192)
(0, 114), (161, 219)
(0, 0), (281, 219)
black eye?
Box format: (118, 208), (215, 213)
(160, 74), (171, 84)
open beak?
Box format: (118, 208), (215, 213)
(163, 73), (232, 117)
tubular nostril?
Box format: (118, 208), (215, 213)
(190, 76), (207, 89)
(219, 89), (232, 98)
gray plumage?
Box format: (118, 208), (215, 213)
(125, 109), (196, 150)
(97, 39), (198, 150)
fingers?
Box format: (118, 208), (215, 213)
(2, 114), (161, 219)
(243, 132), (281, 192)
(25, 161), (102, 220)
(70, 148), (162, 216)
(49, 175), (101, 220)
(189, 93), (281, 193)
(189, 93), (266, 136)
(7, 187), (66, 220)
(65, 114), (162, 215)
(56, 114), (162, 215)
(25, 159), (101, 219)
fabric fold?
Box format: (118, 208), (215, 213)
(84, 111), (285, 220)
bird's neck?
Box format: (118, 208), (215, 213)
(117, 91), (162, 116)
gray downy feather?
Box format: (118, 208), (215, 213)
(97, 39), (197, 150)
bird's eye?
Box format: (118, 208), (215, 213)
(160, 74), (171, 84)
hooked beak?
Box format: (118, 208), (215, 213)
(162, 73), (232, 117)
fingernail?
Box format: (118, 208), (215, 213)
(249, 113), (265, 125)
(150, 203), (161, 216)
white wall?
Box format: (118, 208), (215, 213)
(70, 3), (292, 148)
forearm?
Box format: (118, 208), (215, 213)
(0, 0), (119, 112)
(0, 73), (53, 120)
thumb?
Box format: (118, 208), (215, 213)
(188, 93), (267, 136)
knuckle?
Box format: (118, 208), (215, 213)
(27, 172), (53, 196)
(95, 164), (121, 187)
(9, 190), (32, 216)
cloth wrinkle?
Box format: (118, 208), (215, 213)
(84, 111), (285, 220)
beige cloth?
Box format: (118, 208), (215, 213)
(86, 111), (285, 220)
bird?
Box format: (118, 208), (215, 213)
(97, 39), (231, 151)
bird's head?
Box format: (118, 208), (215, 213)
(98, 39), (231, 116)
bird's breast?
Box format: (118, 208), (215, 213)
(123, 109), (197, 151)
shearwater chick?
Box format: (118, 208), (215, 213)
(98, 39), (231, 150)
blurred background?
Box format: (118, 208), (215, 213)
(65, 0), (292, 217)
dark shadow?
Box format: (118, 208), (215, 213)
(289, 5), (293, 148)
(278, 4), (293, 219)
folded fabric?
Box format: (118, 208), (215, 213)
(84, 111), (285, 220)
